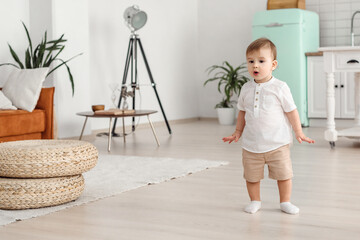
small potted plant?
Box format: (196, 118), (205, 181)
(0, 22), (82, 96)
(204, 61), (250, 125)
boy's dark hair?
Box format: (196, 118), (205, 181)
(246, 38), (277, 60)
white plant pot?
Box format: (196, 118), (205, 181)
(217, 108), (235, 125)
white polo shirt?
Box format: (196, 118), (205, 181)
(237, 77), (297, 153)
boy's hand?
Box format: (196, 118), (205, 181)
(295, 131), (315, 144)
(222, 132), (241, 144)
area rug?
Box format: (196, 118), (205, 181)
(0, 154), (228, 226)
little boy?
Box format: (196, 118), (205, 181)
(223, 38), (314, 214)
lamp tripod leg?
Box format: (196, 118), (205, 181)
(132, 36), (138, 131)
(112, 37), (134, 136)
(137, 38), (172, 134)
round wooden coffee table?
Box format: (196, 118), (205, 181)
(77, 110), (159, 151)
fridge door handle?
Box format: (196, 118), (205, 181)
(265, 22), (284, 27)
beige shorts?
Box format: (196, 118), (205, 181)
(242, 144), (293, 182)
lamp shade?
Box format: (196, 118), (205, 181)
(124, 6), (147, 31)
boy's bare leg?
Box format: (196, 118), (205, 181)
(246, 181), (261, 201)
(244, 181), (261, 214)
(277, 179), (299, 214)
(277, 179), (291, 202)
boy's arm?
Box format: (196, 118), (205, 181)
(285, 109), (315, 143)
(234, 110), (246, 136)
(222, 110), (245, 143)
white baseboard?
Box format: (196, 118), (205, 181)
(91, 117), (201, 135)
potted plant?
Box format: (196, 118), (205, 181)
(204, 61), (250, 125)
(0, 22), (82, 96)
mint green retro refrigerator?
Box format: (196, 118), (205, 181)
(252, 9), (319, 127)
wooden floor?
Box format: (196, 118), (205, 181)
(1, 119), (360, 239)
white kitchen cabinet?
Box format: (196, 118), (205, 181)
(318, 46), (360, 146)
(307, 56), (355, 119)
(340, 72), (355, 118)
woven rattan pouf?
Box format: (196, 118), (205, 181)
(0, 175), (84, 210)
(0, 140), (98, 178)
(0, 140), (98, 210)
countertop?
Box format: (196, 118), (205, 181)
(305, 51), (323, 56)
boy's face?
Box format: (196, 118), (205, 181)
(246, 47), (278, 83)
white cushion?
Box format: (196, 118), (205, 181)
(2, 68), (49, 112)
(0, 91), (17, 110)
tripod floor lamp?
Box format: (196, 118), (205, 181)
(112, 5), (172, 136)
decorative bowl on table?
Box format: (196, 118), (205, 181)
(92, 105), (105, 112)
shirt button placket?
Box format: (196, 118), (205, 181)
(254, 84), (260, 118)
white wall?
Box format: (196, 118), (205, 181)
(29, 0), (54, 88)
(51, 0), (91, 138)
(29, 0), (52, 44)
(197, 0), (267, 118)
(88, 0), (199, 131)
(0, 0), (29, 86)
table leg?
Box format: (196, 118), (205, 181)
(324, 72), (338, 142)
(122, 117), (126, 143)
(354, 72), (360, 126)
(108, 117), (113, 152)
(147, 115), (160, 146)
(79, 117), (88, 140)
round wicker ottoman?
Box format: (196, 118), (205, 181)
(0, 175), (84, 210)
(0, 140), (98, 178)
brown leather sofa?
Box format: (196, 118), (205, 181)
(0, 87), (54, 142)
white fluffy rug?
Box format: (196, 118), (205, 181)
(0, 154), (228, 226)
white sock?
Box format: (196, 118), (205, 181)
(280, 202), (299, 214)
(244, 201), (261, 214)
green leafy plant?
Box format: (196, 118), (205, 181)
(204, 61), (250, 108)
(0, 22), (82, 96)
